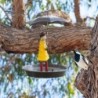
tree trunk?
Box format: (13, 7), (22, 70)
(0, 25), (91, 53)
(12, 0), (25, 29)
(74, 0), (83, 24)
(75, 16), (98, 98)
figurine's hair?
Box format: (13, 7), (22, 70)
(40, 32), (46, 38)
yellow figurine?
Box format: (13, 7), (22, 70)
(37, 32), (49, 71)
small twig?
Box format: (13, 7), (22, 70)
(0, 5), (12, 23)
(86, 16), (96, 21)
(5, 10), (12, 13)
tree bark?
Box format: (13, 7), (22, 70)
(75, 16), (98, 98)
(12, 0), (25, 29)
(74, 0), (83, 24)
(0, 25), (91, 53)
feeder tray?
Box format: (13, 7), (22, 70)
(22, 65), (66, 78)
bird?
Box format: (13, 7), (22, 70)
(73, 50), (89, 70)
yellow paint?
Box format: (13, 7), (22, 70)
(37, 38), (49, 61)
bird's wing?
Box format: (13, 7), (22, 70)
(82, 55), (89, 65)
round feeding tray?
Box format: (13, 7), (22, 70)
(22, 65), (66, 78)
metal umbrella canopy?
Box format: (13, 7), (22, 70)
(29, 15), (71, 27)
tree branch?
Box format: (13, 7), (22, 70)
(0, 5), (12, 22)
(0, 24), (91, 53)
(12, 0), (25, 29)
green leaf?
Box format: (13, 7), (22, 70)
(67, 82), (75, 95)
(25, 54), (32, 63)
(28, 77), (33, 84)
(0, 0), (6, 4)
(47, 0), (51, 4)
(15, 58), (24, 66)
(41, 4), (45, 10)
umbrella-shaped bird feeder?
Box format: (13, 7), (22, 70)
(23, 10), (70, 78)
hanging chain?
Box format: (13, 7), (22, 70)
(46, 0), (49, 47)
(46, 0), (49, 35)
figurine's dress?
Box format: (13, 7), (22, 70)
(37, 38), (49, 61)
